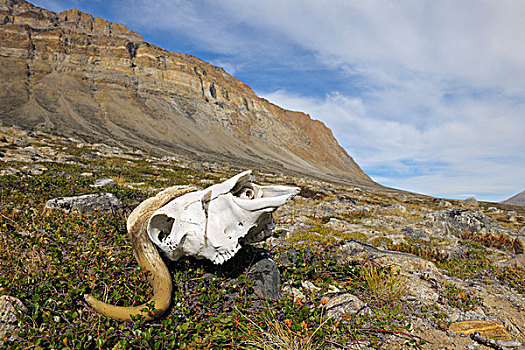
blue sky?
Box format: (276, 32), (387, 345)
(31, 0), (525, 202)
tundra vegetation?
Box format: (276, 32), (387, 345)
(1, 127), (524, 349)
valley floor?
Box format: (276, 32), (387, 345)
(1, 125), (524, 349)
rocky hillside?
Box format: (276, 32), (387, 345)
(503, 190), (525, 206)
(1, 125), (525, 349)
(0, 0), (371, 185)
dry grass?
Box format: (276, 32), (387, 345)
(110, 175), (127, 186)
(361, 263), (408, 305)
(241, 315), (329, 350)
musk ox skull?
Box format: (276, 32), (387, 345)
(84, 170), (299, 321)
(148, 170), (300, 264)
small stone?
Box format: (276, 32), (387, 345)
(323, 293), (369, 319)
(246, 259), (280, 300)
(439, 200), (453, 207)
(80, 172), (93, 177)
(388, 204), (408, 213)
(20, 164), (48, 175)
(281, 285), (305, 302)
(335, 195), (357, 204)
(90, 179), (117, 188)
(301, 280), (321, 293)
(514, 237), (525, 255)
(448, 320), (512, 341)
(401, 227), (430, 241)
(328, 284), (340, 293)
(520, 226), (525, 234)
(0, 168), (20, 176)
(14, 138), (31, 147)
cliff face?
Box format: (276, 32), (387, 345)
(0, 0), (371, 184)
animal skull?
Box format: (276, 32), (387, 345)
(85, 170), (299, 321)
(147, 170), (300, 264)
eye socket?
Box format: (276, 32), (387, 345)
(237, 187), (255, 199)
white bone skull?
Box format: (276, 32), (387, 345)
(147, 170), (300, 264)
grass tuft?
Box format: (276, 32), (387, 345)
(360, 263), (408, 305)
(241, 315), (328, 350)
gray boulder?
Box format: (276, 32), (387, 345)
(45, 193), (123, 214)
(429, 209), (510, 237)
(246, 258), (280, 300)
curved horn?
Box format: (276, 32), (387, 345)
(84, 186), (198, 321)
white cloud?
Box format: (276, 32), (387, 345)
(216, 0), (525, 93)
(261, 89), (525, 201)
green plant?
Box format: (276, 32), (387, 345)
(443, 283), (481, 311)
(494, 266), (525, 294)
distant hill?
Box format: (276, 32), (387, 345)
(0, 0), (372, 186)
(503, 190), (525, 206)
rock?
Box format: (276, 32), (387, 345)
(470, 332), (523, 350)
(14, 138), (30, 147)
(449, 320), (513, 341)
(401, 227), (430, 241)
(246, 259), (280, 300)
(0, 168), (20, 176)
(0, 151), (4, 158)
(0, 296), (27, 345)
(514, 237), (525, 255)
(45, 193), (123, 214)
(496, 254), (525, 268)
(463, 197), (478, 206)
(520, 226), (525, 234)
(20, 164), (48, 175)
(338, 240), (443, 305)
(439, 200), (453, 208)
(387, 204), (408, 213)
(281, 285), (305, 303)
(322, 293), (370, 319)
(90, 179), (117, 188)
(301, 280), (321, 293)
(335, 195), (358, 205)
(81, 152), (102, 160)
(430, 209), (509, 237)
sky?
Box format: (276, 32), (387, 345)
(30, 0), (525, 202)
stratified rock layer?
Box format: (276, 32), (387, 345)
(0, 0), (371, 185)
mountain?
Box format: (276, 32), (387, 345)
(0, 0), (371, 185)
(503, 190), (525, 206)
